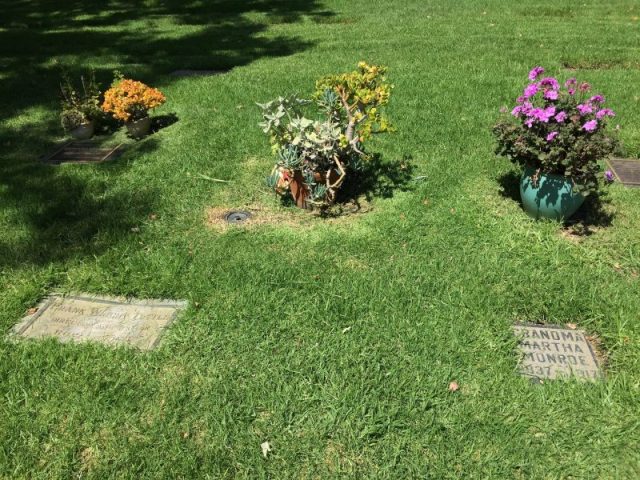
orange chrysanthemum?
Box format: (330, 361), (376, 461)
(102, 79), (166, 122)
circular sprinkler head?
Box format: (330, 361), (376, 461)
(224, 210), (252, 224)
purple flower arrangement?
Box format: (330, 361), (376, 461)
(494, 67), (619, 193)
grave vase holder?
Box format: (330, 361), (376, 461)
(126, 116), (152, 138)
(69, 120), (95, 140)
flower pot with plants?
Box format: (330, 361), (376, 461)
(494, 66), (618, 221)
(259, 62), (393, 210)
(102, 75), (166, 139)
(60, 72), (102, 140)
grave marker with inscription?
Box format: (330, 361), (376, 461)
(12, 295), (186, 350)
(514, 324), (602, 381)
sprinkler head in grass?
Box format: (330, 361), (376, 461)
(224, 210), (252, 224)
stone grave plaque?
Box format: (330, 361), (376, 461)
(607, 158), (640, 187)
(12, 294), (186, 350)
(514, 324), (601, 381)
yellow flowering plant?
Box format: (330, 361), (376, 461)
(102, 75), (166, 123)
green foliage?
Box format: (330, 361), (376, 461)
(59, 71), (102, 131)
(258, 62), (393, 207)
(315, 61), (393, 142)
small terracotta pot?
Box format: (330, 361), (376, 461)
(69, 120), (95, 140)
(126, 116), (152, 138)
(289, 169), (342, 209)
(289, 171), (310, 209)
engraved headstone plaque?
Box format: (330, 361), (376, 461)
(12, 295), (186, 350)
(514, 324), (602, 381)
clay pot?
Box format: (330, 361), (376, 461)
(289, 171), (310, 209)
(289, 169), (342, 209)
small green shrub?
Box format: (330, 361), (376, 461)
(258, 62), (392, 208)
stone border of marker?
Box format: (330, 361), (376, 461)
(11, 293), (187, 350)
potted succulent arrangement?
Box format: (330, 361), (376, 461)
(494, 66), (618, 220)
(101, 74), (166, 138)
(258, 62), (392, 209)
(60, 72), (102, 140)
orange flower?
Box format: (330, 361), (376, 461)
(102, 79), (166, 122)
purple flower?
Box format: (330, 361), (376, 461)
(546, 131), (559, 142)
(568, 88), (576, 96)
(565, 77), (577, 87)
(540, 77), (560, 90)
(604, 170), (615, 183)
(529, 66), (545, 81)
(582, 120), (598, 132)
(527, 106), (556, 124)
(523, 83), (539, 98)
(541, 106), (556, 122)
(516, 96), (525, 103)
(590, 95), (605, 104)
(596, 108), (615, 119)
(512, 101), (533, 117)
(579, 82), (591, 92)
(555, 111), (567, 123)
(544, 90), (559, 100)
(577, 104), (593, 115)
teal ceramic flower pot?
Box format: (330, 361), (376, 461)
(520, 167), (585, 221)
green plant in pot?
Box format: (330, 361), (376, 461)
(259, 62), (393, 210)
(493, 67), (618, 220)
(60, 72), (102, 140)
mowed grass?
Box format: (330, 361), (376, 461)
(1, 0), (640, 478)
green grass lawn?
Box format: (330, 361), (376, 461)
(1, 0), (640, 477)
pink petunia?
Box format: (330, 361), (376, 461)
(544, 90), (559, 100)
(582, 120), (598, 132)
(554, 111), (567, 123)
(546, 131), (559, 142)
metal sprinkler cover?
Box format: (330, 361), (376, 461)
(224, 210), (252, 224)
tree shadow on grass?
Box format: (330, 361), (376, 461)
(0, 0), (328, 266)
(497, 170), (614, 234)
(0, 122), (158, 268)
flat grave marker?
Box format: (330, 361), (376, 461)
(607, 158), (640, 188)
(12, 294), (186, 350)
(513, 324), (602, 381)
(42, 141), (123, 165)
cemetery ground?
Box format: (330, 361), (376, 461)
(1, 0), (639, 478)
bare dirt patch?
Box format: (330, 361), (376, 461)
(205, 198), (374, 232)
(205, 205), (313, 231)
